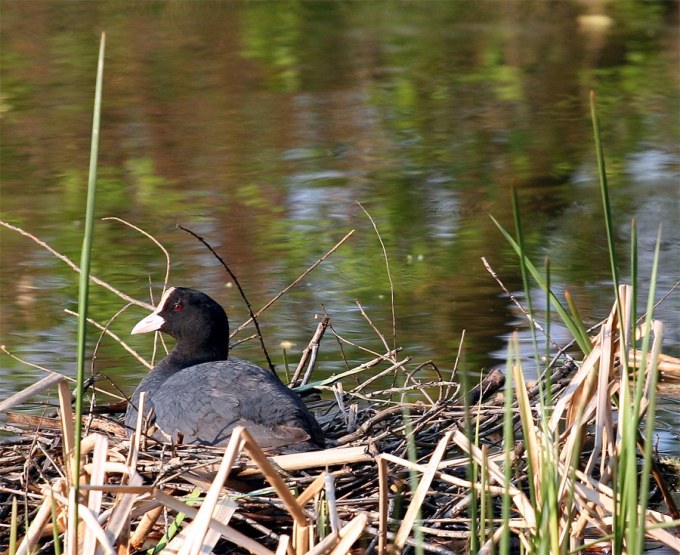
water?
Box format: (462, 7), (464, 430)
(1, 1), (678, 457)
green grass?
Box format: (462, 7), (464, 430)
(486, 91), (667, 554)
(73, 31), (105, 534)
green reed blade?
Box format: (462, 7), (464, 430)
(491, 215), (591, 354)
(589, 91), (620, 296)
(73, 32), (105, 524)
(50, 491), (62, 555)
(634, 226), (663, 552)
(500, 341), (514, 555)
(148, 488), (202, 555)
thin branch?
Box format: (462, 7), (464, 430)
(358, 202), (396, 352)
(232, 229), (356, 335)
(0, 220), (153, 310)
(102, 217), (171, 295)
(177, 224), (276, 375)
(64, 309), (151, 369)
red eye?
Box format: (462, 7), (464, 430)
(172, 302), (183, 312)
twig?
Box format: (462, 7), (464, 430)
(357, 202), (397, 353)
(233, 229), (356, 335)
(0, 220), (153, 310)
(177, 224), (276, 375)
(355, 300), (395, 363)
(64, 309), (151, 369)
(102, 217), (171, 295)
(481, 256), (566, 355)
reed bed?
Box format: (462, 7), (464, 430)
(1, 284), (679, 554)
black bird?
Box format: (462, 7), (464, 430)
(125, 287), (324, 452)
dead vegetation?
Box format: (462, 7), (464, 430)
(1, 220), (680, 554)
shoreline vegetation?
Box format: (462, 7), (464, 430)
(2, 34), (680, 555)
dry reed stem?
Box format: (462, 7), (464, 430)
(238, 446), (372, 475)
(166, 497), (237, 554)
(510, 345), (540, 498)
(394, 430), (453, 550)
(275, 534), (291, 555)
(82, 433), (108, 554)
(304, 531), (338, 555)
(34, 485), (105, 554)
(130, 504), (163, 550)
(328, 512), (368, 555)
(633, 349), (680, 375)
(57, 381), (76, 487)
(0, 372), (66, 413)
(104, 471), (144, 547)
(151, 489), (273, 555)
(296, 472), (329, 506)
(379, 452), (508, 495)
(183, 428), (246, 555)
(589, 292), (618, 478)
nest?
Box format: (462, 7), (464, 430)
(1, 218), (679, 553)
(2, 287), (680, 555)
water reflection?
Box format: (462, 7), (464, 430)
(1, 1), (678, 452)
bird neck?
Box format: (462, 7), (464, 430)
(165, 335), (230, 370)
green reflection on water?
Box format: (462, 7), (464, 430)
(1, 0), (678, 405)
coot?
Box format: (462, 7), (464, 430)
(125, 287), (324, 452)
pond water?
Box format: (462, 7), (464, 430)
(1, 1), (679, 460)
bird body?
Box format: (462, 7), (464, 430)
(125, 287), (324, 452)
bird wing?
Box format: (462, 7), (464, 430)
(149, 360), (318, 449)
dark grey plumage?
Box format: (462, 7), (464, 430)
(124, 287), (324, 452)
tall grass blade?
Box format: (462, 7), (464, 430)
(461, 363), (479, 553)
(589, 91), (620, 295)
(490, 215), (591, 354)
(73, 31), (105, 529)
(500, 342), (514, 555)
(634, 226), (663, 554)
(511, 188), (541, 382)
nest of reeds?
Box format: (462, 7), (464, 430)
(2, 218), (680, 554)
(2, 282), (680, 554)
